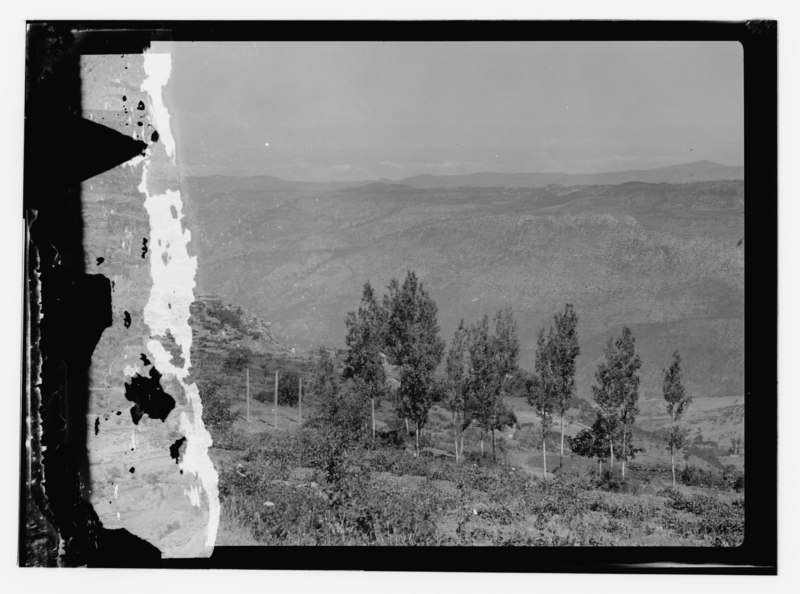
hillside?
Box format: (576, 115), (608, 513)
(183, 170), (743, 405)
(189, 297), (743, 549)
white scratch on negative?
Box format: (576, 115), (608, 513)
(139, 49), (219, 554)
(184, 485), (201, 508)
(140, 53), (176, 159)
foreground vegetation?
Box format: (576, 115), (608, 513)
(213, 431), (743, 546)
(192, 273), (744, 547)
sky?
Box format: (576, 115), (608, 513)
(163, 41), (743, 181)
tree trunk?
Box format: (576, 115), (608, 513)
(453, 411), (460, 462)
(460, 434), (465, 463)
(480, 436), (484, 457)
(621, 428), (627, 480)
(671, 449), (676, 488)
(415, 424), (420, 457)
(491, 429), (496, 461)
(560, 413), (565, 461)
(610, 439), (614, 469)
(542, 438), (547, 478)
(298, 376), (303, 423)
(273, 370), (279, 430)
(405, 417), (410, 437)
(670, 413), (676, 488)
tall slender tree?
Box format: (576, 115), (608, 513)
(662, 350), (692, 487)
(551, 304), (580, 462)
(467, 316), (494, 458)
(591, 326), (642, 476)
(491, 308), (520, 459)
(445, 319), (470, 462)
(467, 309), (519, 460)
(383, 271), (445, 456)
(527, 329), (559, 476)
(344, 282), (387, 446)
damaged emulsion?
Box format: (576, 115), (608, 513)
(169, 437), (186, 465)
(123, 310), (131, 328)
(141, 237), (148, 258)
(123, 365), (175, 425)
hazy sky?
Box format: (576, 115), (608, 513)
(164, 41), (743, 181)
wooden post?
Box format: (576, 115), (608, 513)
(246, 367), (250, 422)
(298, 376), (303, 423)
(273, 370), (279, 429)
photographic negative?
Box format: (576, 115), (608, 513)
(20, 22), (776, 572)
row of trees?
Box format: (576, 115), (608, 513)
(341, 270), (692, 484)
(443, 310), (519, 462)
(344, 271), (521, 459)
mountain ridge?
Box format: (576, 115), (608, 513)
(185, 160), (743, 191)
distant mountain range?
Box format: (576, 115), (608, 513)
(188, 161), (743, 193)
(184, 160), (744, 403)
(396, 161), (743, 189)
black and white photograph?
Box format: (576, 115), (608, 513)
(17, 20), (777, 573)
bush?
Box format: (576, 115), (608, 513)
(223, 345), (253, 374)
(592, 469), (641, 494)
(198, 379), (235, 436)
(254, 370), (301, 406)
(253, 389), (271, 404)
(278, 370), (301, 406)
(208, 303), (245, 331)
(680, 465), (729, 490)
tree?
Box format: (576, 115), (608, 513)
(591, 326), (642, 477)
(570, 415), (614, 474)
(382, 271), (445, 456)
(662, 350), (692, 487)
(344, 282), (387, 446)
(308, 347), (369, 482)
(467, 309), (520, 461)
(526, 330), (559, 476)
(491, 308), (520, 459)
(444, 319), (471, 462)
(550, 304), (580, 462)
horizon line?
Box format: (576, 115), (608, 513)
(183, 159), (744, 183)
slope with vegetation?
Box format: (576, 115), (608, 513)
(189, 273), (743, 547)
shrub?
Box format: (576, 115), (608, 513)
(680, 465), (728, 490)
(199, 379), (235, 436)
(278, 370), (301, 406)
(208, 303), (245, 331)
(253, 370), (302, 406)
(253, 389), (271, 404)
(223, 345), (252, 374)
